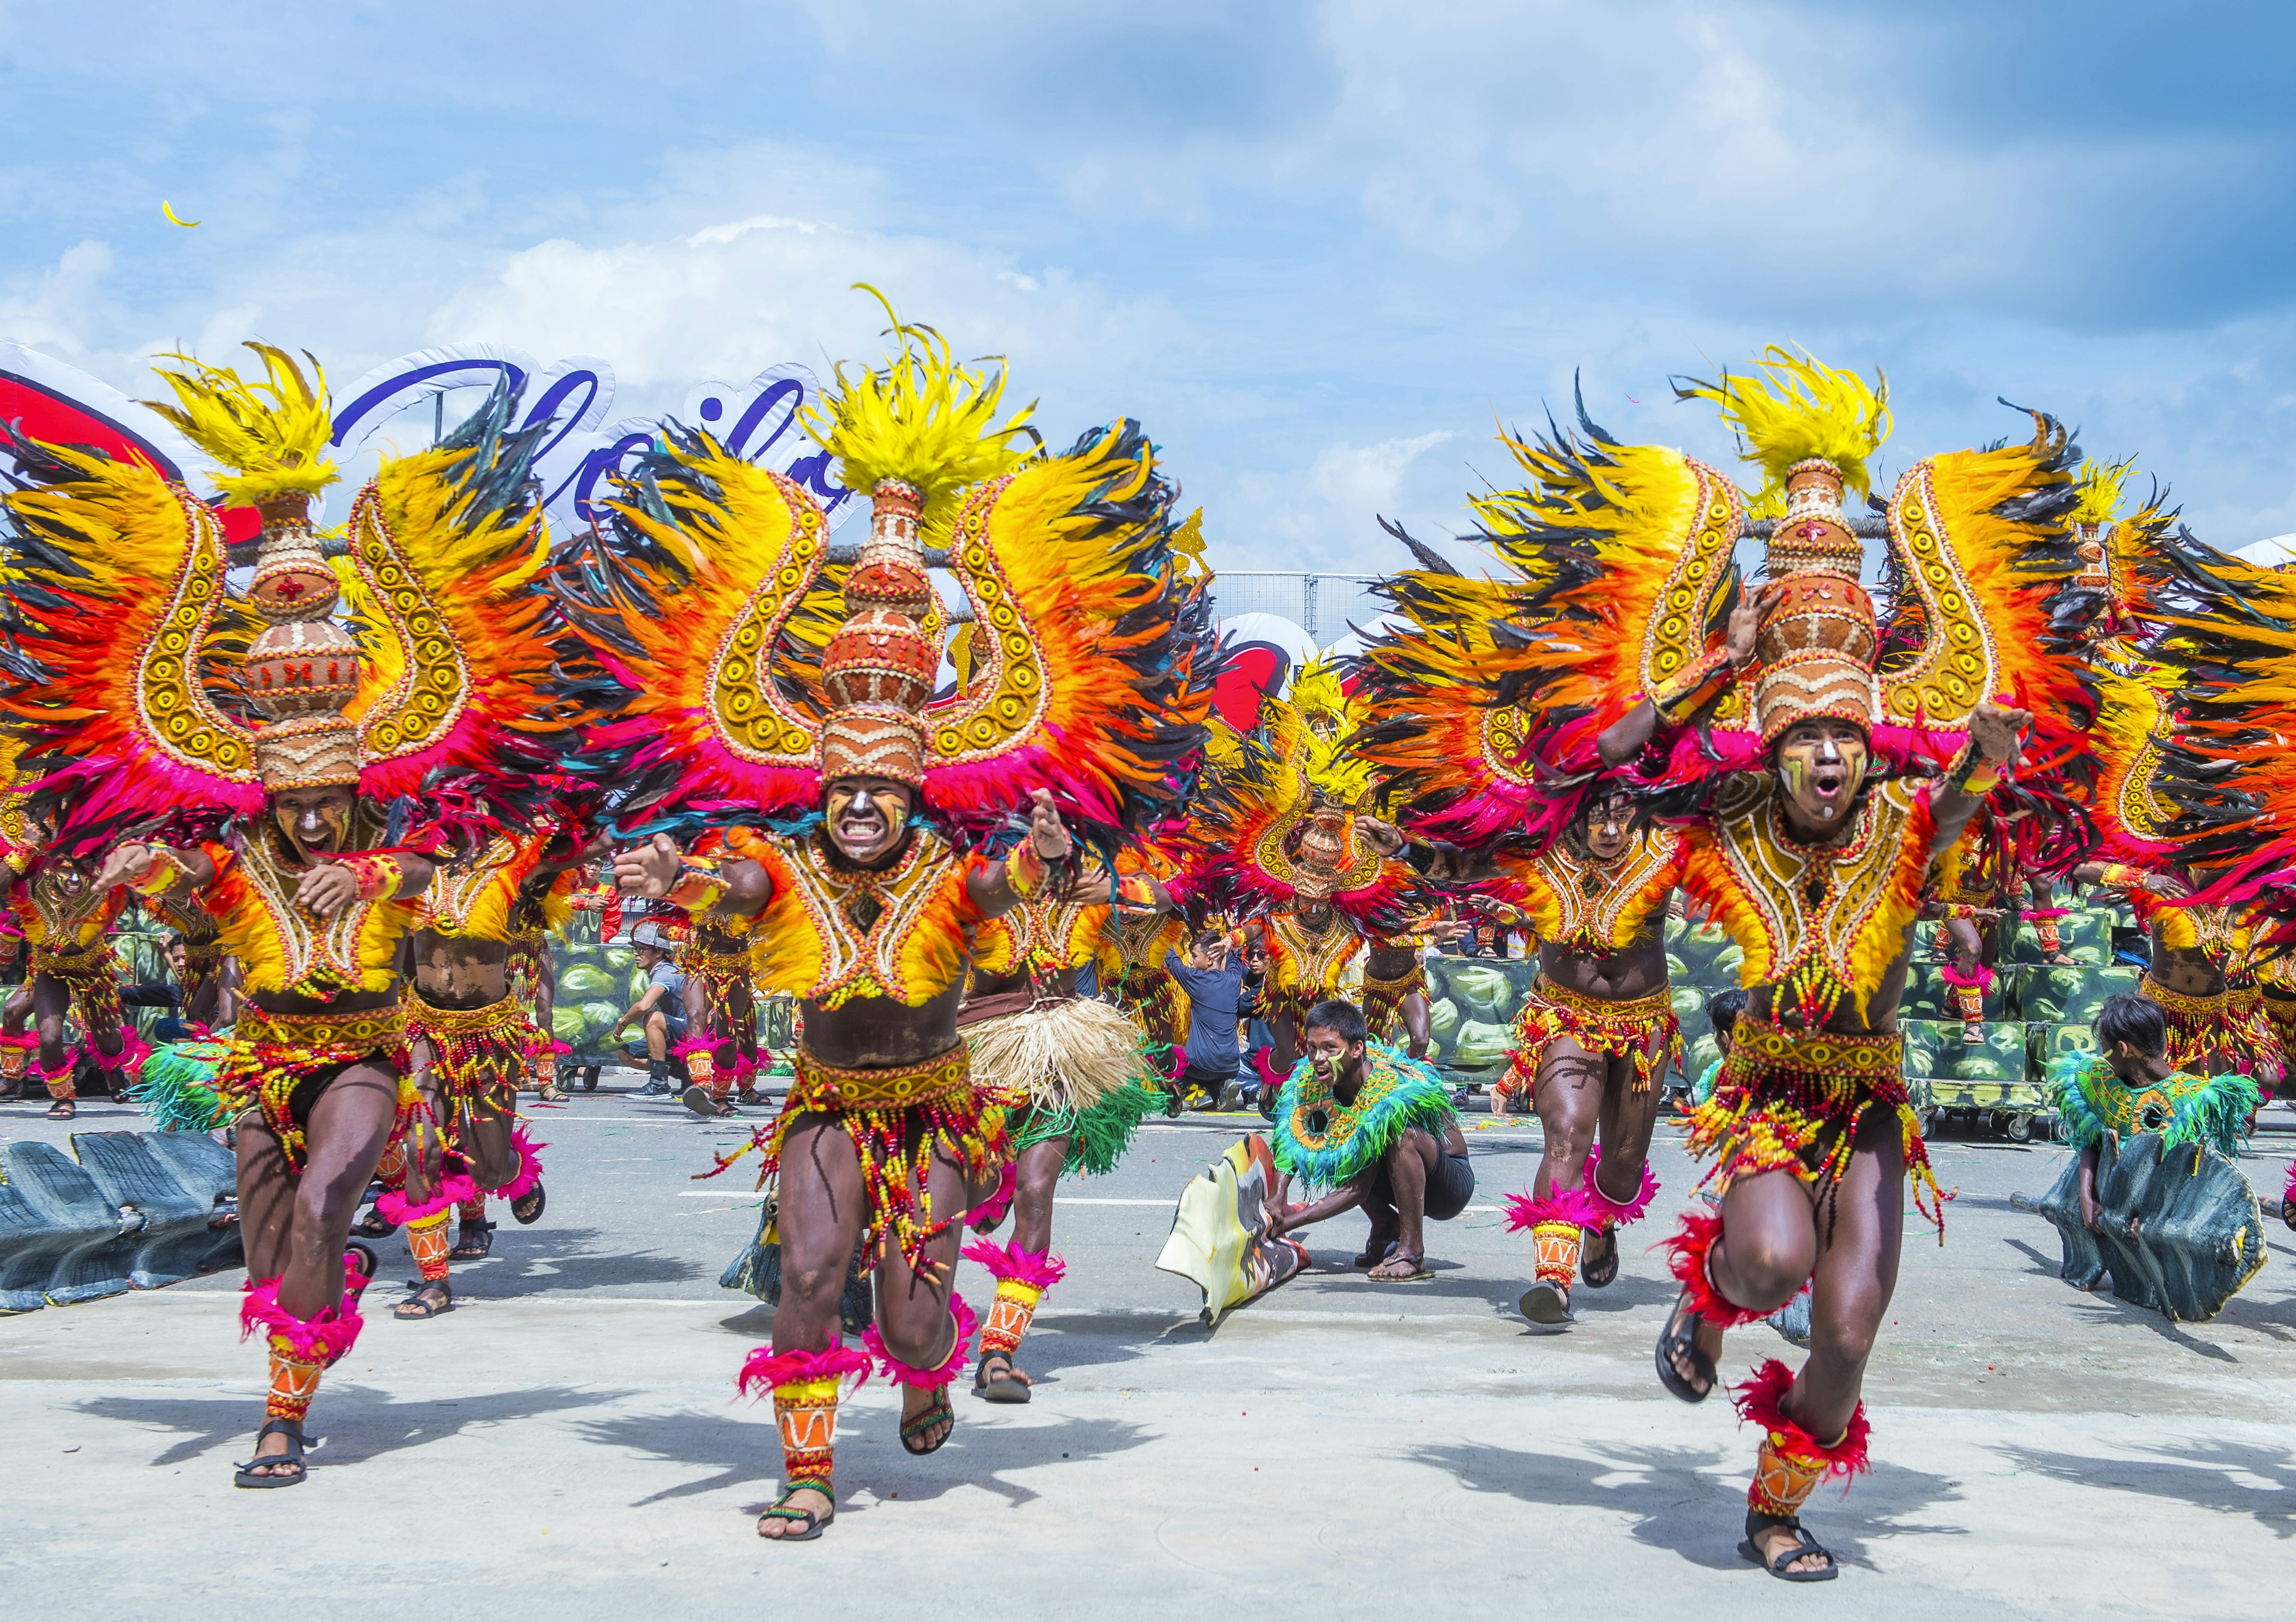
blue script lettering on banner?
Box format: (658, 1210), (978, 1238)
(328, 347), (852, 531)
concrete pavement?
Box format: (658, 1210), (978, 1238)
(4, 1084), (2292, 1619)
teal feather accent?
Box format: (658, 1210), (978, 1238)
(1270, 1044), (1455, 1189)
(2044, 1049), (2259, 1158)
(133, 1040), (229, 1134)
(1012, 1081), (1161, 1178)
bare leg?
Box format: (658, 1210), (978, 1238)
(1397, 990), (1433, 1061)
(760, 1114), (868, 1539)
(1268, 1011), (1302, 1075)
(1529, 1036), (1603, 1205)
(979, 1132), (1066, 1392)
(395, 1047), (456, 1318)
(874, 1140), (978, 1440)
(236, 1061), (400, 1471)
(1368, 1126), (1439, 1277)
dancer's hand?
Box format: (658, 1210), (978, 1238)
(614, 835), (683, 898)
(1723, 584), (1777, 666)
(1968, 701), (2032, 765)
(2142, 870), (2192, 899)
(297, 863), (359, 917)
(1027, 789), (1072, 860)
(94, 843), (151, 893)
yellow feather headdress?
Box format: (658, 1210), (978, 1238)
(1675, 345), (1891, 500)
(799, 283), (1037, 525)
(142, 343), (338, 504)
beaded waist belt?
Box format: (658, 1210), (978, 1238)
(236, 1004), (410, 1053)
(1724, 1014), (1902, 1077)
(2140, 976), (2225, 1019)
(1524, 977), (1675, 1024)
(30, 944), (113, 982)
(406, 988), (525, 1037)
(788, 1043), (973, 1112)
(1362, 965), (1427, 995)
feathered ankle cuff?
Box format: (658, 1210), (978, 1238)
(865, 1296), (978, 1388)
(1659, 1208), (1773, 1331)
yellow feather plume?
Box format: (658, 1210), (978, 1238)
(142, 343), (338, 504)
(2069, 456), (2133, 525)
(1677, 345), (1891, 499)
(799, 285), (1036, 522)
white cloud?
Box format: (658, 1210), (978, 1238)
(1222, 429), (1458, 572)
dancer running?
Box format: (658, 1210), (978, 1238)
(5, 346), (565, 1486)
(571, 299), (1205, 1539)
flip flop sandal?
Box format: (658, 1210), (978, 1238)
(45, 1100), (74, 1120)
(450, 1221), (496, 1260)
(899, 1389), (955, 1455)
(1741, 1516), (1838, 1582)
(1518, 1279), (1574, 1327)
(1369, 1258), (1432, 1283)
(1654, 1288), (1717, 1404)
(535, 1085), (569, 1104)
(395, 1283), (454, 1319)
(680, 1085), (720, 1119)
(758, 1492), (834, 1541)
(233, 1418), (313, 1488)
(510, 1183), (546, 1226)
(1579, 1225), (1620, 1288)
(353, 1206), (401, 1239)
(975, 1352), (1032, 1404)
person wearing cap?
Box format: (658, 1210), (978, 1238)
(612, 920), (689, 1095)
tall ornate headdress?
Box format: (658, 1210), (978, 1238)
(0, 344), (566, 846)
(1678, 349), (1891, 743)
(560, 289), (1213, 851)
(1355, 345), (2093, 860)
(1177, 678), (1419, 927)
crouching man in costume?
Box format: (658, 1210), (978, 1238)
(963, 863), (1171, 1401)
(7, 347), (570, 1487)
(575, 299), (1205, 1540)
(1263, 999), (1471, 1280)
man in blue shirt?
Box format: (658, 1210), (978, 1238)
(1165, 930), (1248, 1112)
(612, 922), (690, 1096)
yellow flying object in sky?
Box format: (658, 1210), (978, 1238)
(160, 200), (200, 228)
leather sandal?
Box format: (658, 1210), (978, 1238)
(758, 1489), (833, 1541)
(233, 1418), (313, 1488)
(899, 1388), (955, 1455)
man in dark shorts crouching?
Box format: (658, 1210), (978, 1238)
(1265, 1000), (1474, 1282)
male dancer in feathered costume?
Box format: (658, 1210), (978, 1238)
(578, 295), (1207, 1539)
(5, 347), (566, 1487)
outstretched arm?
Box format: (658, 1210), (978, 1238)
(615, 833), (771, 918)
(969, 789), (1076, 918)
(94, 842), (219, 903)
(1597, 590), (1765, 768)
(1927, 702), (2034, 856)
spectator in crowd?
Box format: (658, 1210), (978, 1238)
(612, 922), (689, 1096)
(1164, 930), (1247, 1114)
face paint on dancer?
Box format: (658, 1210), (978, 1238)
(1772, 719), (1868, 830)
(825, 777), (913, 865)
(272, 786), (356, 861)
(1302, 1022), (1367, 1088)
(1583, 793), (1633, 860)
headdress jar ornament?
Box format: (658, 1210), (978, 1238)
(1751, 460), (1880, 744)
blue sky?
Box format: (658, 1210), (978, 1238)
(6, 0), (2296, 575)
